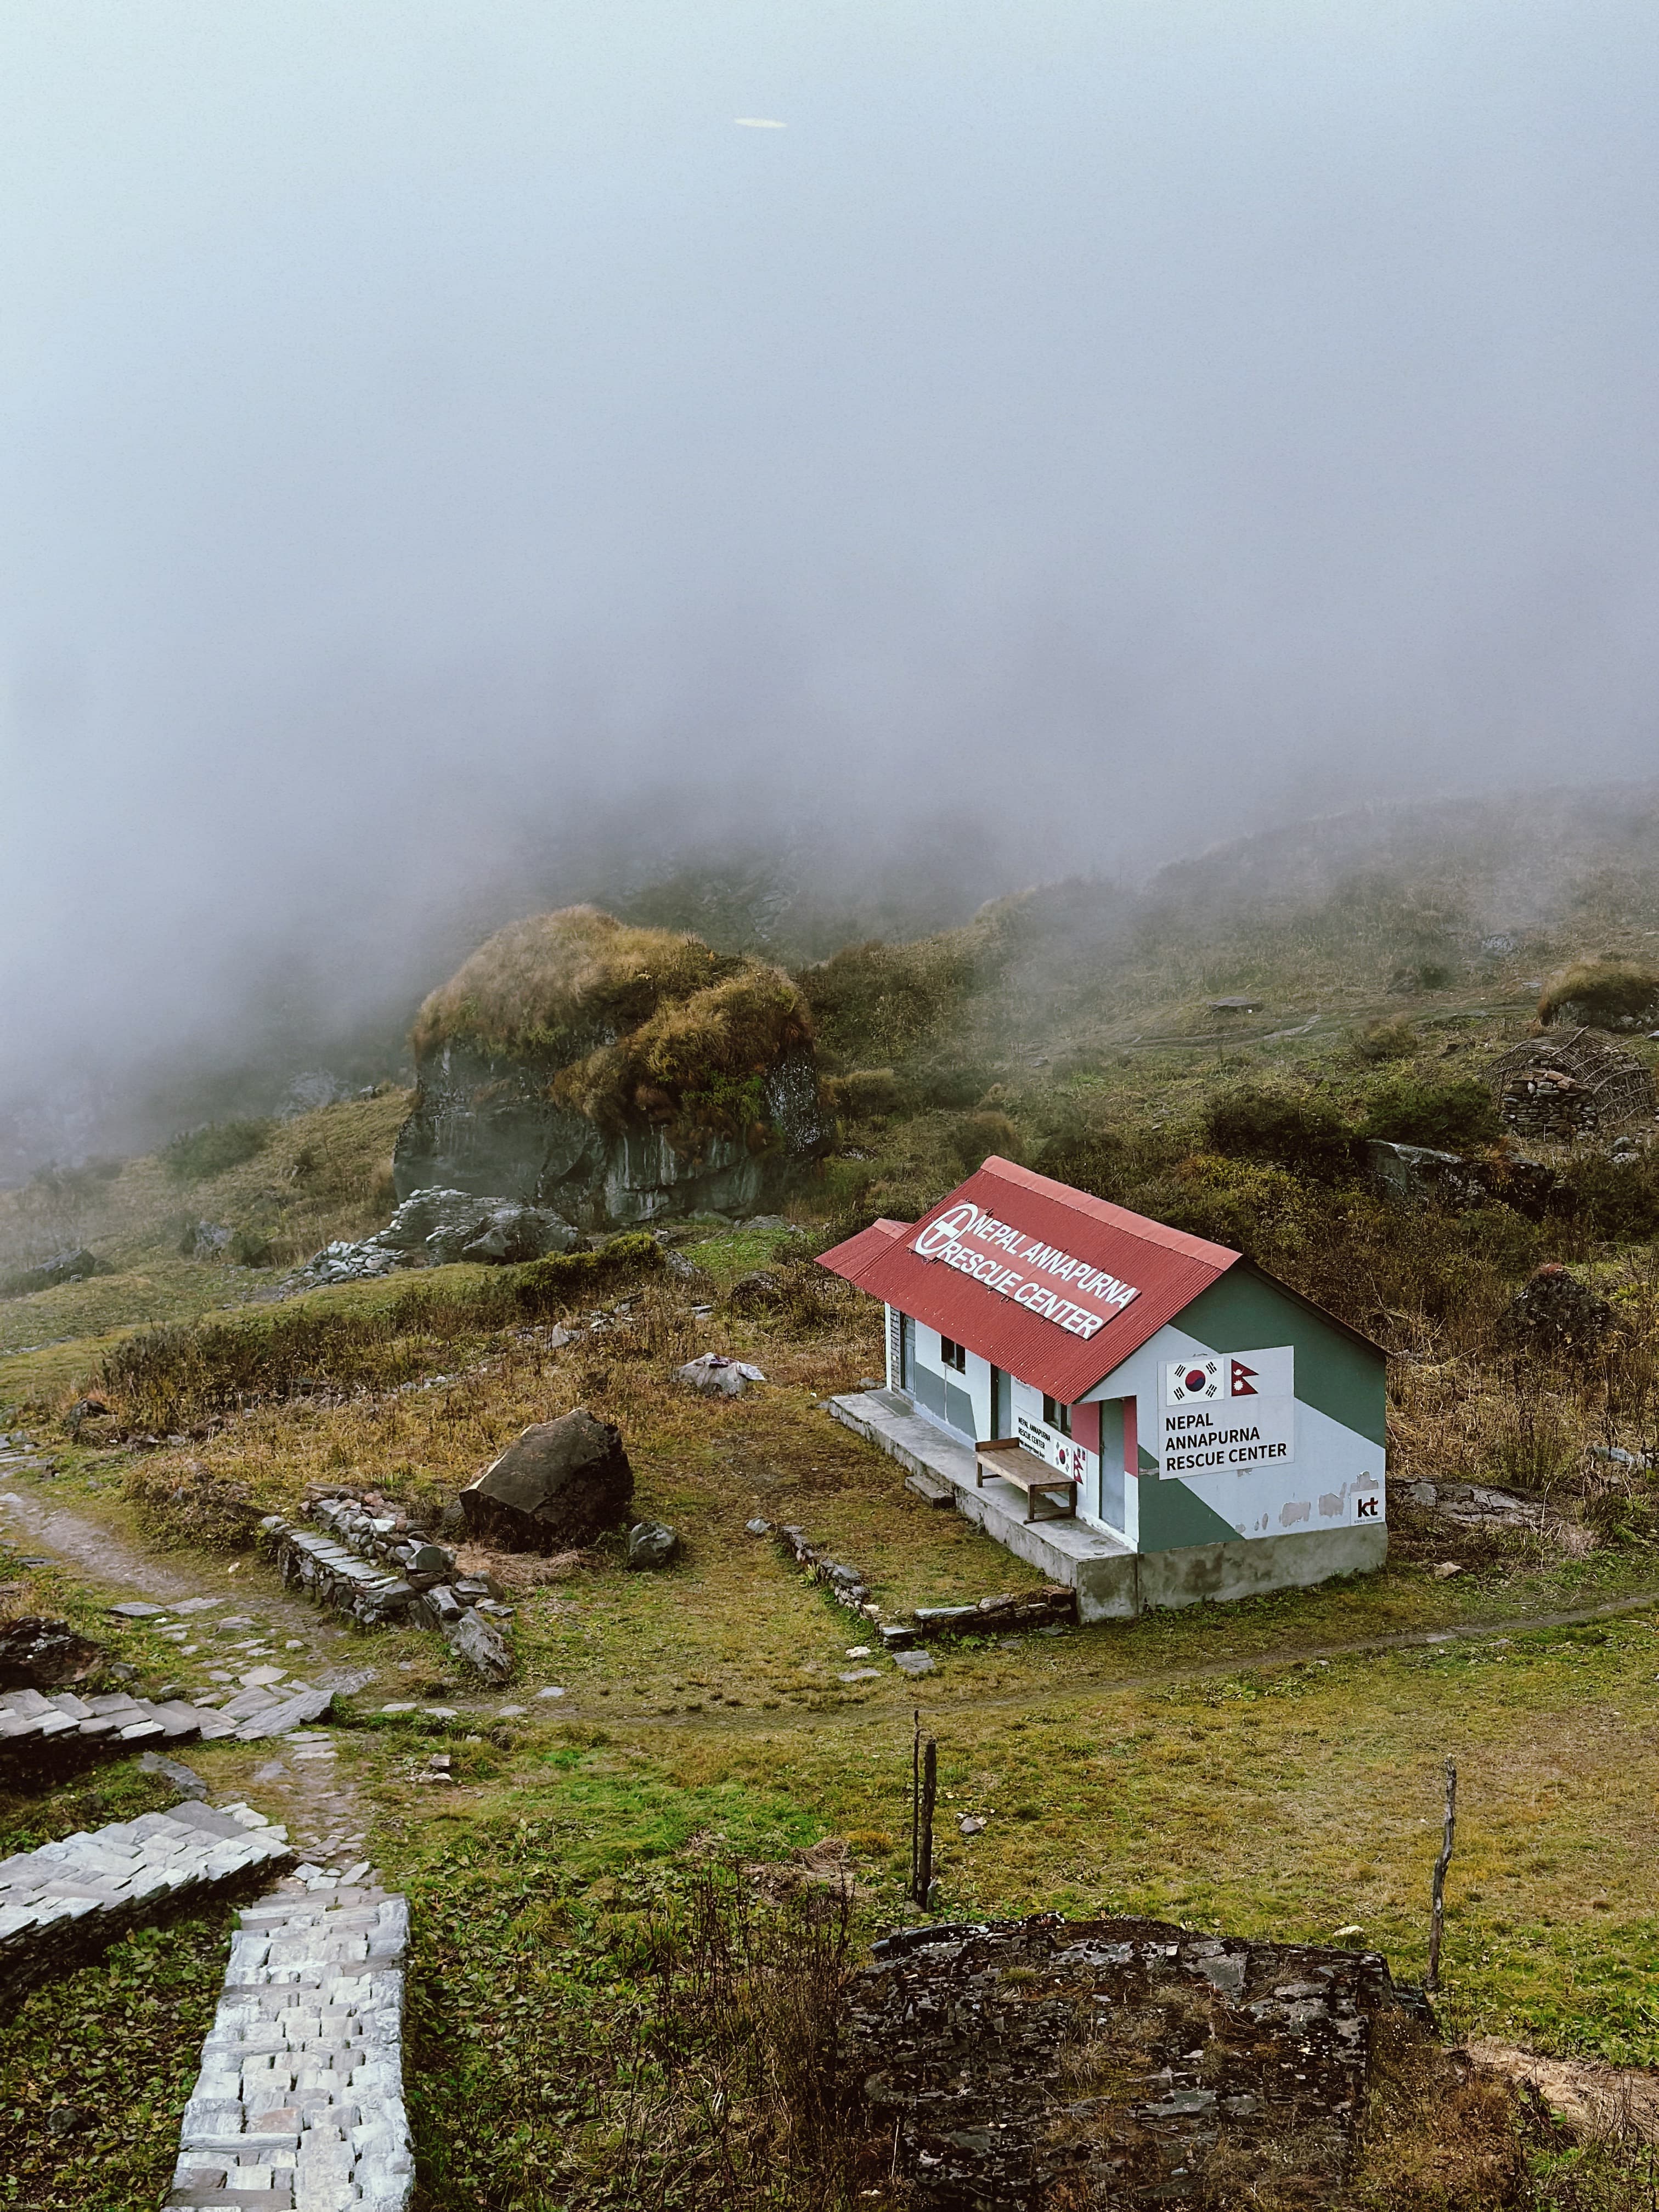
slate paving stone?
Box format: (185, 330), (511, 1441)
(0, 1802), (292, 2002)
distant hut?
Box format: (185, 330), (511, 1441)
(1487, 1028), (1654, 1142)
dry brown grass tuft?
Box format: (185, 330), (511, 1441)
(1538, 958), (1659, 1029)
(1350, 2012), (1527, 2209)
(410, 906), (732, 1062)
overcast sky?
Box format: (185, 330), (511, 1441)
(5, 1), (1659, 1146)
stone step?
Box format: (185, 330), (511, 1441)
(165, 1882), (414, 2212)
(0, 1684), (335, 1762)
(0, 1802), (292, 2003)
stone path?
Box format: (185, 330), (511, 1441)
(167, 1878), (413, 2212)
(0, 1679), (337, 1760)
(0, 1799), (292, 2000)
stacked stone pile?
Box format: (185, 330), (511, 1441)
(166, 1881), (413, 2212)
(260, 1490), (516, 1680)
(1489, 1028), (1654, 1143)
(0, 1801), (291, 2002)
(849, 1915), (1406, 2205)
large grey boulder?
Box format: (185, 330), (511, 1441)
(1, 1248), (107, 1297)
(461, 1408), (635, 1552)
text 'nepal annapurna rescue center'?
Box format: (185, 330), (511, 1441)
(817, 1158), (1387, 1620)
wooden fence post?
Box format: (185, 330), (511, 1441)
(1425, 1757), (1457, 1994)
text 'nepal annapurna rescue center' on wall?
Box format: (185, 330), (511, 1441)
(816, 1158), (1388, 1617)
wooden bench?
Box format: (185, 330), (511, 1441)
(974, 1437), (1079, 1523)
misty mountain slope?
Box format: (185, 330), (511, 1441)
(0, 1092), (408, 1355)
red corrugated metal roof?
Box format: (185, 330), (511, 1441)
(817, 1157), (1242, 1403)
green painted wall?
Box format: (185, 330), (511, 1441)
(1136, 1464), (1239, 1549)
(1177, 1265), (1386, 1446)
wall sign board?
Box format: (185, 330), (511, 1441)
(1159, 1347), (1295, 1472)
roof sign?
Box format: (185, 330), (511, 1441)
(912, 1200), (1139, 1341)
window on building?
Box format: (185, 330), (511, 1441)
(940, 1337), (968, 1373)
(1043, 1394), (1073, 1437)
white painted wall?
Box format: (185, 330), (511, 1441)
(1010, 1376), (1103, 1531)
(1082, 1319), (1385, 1538)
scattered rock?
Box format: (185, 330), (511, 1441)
(291, 1184), (582, 1286)
(958, 1815), (987, 1836)
(445, 1606), (514, 1684)
(676, 1352), (767, 1396)
(462, 1408), (635, 1552)
(743, 1517), (772, 1536)
(625, 1520), (681, 1570)
(893, 1649), (936, 1676)
(0, 1617), (108, 1690)
(1432, 1561), (1463, 1579)
(1501, 1264), (1617, 1352)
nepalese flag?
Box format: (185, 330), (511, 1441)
(1166, 1357), (1222, 1402)
(1230, 1359), (1258, 1397)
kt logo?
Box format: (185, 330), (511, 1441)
(1355, 1494), (1380, 1520)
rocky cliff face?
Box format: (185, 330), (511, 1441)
(392, 910), (830, 1226)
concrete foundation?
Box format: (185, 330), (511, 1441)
(828, 1390), (1387, 1620)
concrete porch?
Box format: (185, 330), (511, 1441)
(827, 1388), (1141, 1621)
(828, 1389), (1388, 1621)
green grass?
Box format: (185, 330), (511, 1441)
(0, 1908), (236, 2212)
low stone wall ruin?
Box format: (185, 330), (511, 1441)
(849, 1914), (1408, 2206)
(259, 1493), (516, 1680)
(757, 1520), (1076, 1651)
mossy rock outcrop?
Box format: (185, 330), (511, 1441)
(393, 908), (828, 1224)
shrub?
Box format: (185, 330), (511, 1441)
(1538, 956), (1659, 1029)
(1352, 1015), (1419, 1062)
(820, 1068), (901, 1121)
(227, 1226), (275, 1267)
(1361, 1073), (1501, 1153)
(160, 1119), (275, 1182)
(952, 1110), (1021, 1172)
(1203, 1085), (1354, 1180)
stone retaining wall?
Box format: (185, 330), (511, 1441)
(850, 1914), (1404, 2205)
(759, 1521), (1076, 1649)
(258, 1498), (514, 1639)
(0, 1801), (291, 2003)
(166, 1881), (413, 2211)
(0, 1682), (335, 1770)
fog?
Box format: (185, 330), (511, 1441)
(5, 1), (1659, 1166)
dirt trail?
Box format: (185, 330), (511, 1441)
(0, 1477), (388, 1875)
(7, 1470), (1657, 1758)
(601, 1584), (1659, 1740)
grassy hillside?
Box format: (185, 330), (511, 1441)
(7, 797), (1659, 2206)
(0, 1090), (409, 1352)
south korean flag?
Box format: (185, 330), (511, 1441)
(1165, 1356), (1223, 1404)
